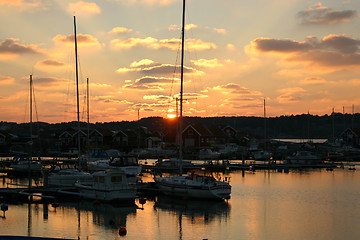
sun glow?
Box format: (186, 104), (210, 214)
(167, 109), (177, 119)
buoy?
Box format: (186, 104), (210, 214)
(1, 203), (8, 212)
(51, 202), (59, 208)
(119, 227), (127, 236)
(139, 197), (146, 205)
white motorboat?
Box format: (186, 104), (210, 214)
(198, 149), (221, 160)
(75, 169), (137, 203)
(47, 167), (92, 187)
(154, 170), (231, 200)
(87, 155), (142, 176)
(285, 151), (321, 165)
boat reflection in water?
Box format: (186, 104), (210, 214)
(61, 201), (137, 229)
(153, 195), (230, 224)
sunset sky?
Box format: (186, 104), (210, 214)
(1, 0), (360, 123)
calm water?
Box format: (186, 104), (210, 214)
(1, 168), (360, 240)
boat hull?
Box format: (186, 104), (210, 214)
(75, 183), (136, 202)
(154, 177), (231, 200)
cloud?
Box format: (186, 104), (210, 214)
(143, 95), (172, 103)
(246, 34), (360, 72)
(191, 58), (223, 68)
(0, 0), (47, 12)
(111, 0), (176, 6)
(130, 59), (156, 68)
(300, 76), (327, 85)
(30, 76), (70, 88)
(0, 76), (15, 84)
(247, 37), (312, 54)
(213, 83), (262, 96)
(169, 24), (226, 35)
(51, 34), (103, 56)
(116, 61), (203, 76)
(297, 3), (357, 24)
(140, 64), (203, 76)
(111, 37), (216, 52)
(54, 34), (101, 47)
(0, 38), (42, 58)
(277, 87), (306, 103)
(226, 44), (235, 51)
(213, 28), (227, 34)
(108, 27), (133, 35)
(322, 34), (360, 54)
(67, 1), (101, 17)
(35, 59), (70, 71)
(123, 76), (175, 90)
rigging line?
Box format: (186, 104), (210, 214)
(184, 3), (208, 117)
(167, 30), (183, 115)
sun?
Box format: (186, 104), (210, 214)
(167, 109), (177, 119)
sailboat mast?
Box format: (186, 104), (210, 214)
(74, 16), (81, 159)
(29, 75), (33, 190)
(87, 77), (90, 146)
(30, 75), (33, 145)
(179, 0), (186, 175)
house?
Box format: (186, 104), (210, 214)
(59, 128), (87, 153)
(88, 129), (114, 148)
(339, 128), (360, 147)
(221, 125), (238, 143)
(112, 130), (128, 149)
(146, 136), (162, 148)
(182, 124), (216, 149)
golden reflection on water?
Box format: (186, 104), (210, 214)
(1, 168), (360, 239)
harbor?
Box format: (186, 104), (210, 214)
(1, 166), (360, 239)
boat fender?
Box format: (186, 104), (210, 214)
(1, 203), (8, 212)
(139, 197), (146, 205)
(51, 202), (59, 208)
(119, 227), (127, 236)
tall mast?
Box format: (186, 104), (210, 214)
(87, 77), (90, 146)
(179, 0), (185, 175)
(30, 75), (33, 148)
(28, 75), (33, 191)
(74, 16), (81, 160)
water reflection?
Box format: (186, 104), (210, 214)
(60, 201), (137, 229)
(154, 196), (230, 224)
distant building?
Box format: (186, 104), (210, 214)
(339, 128), (360, 147)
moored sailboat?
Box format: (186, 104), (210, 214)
(154, 0), (231, 200)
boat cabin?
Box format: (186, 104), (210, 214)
(92, 169), (129, 189)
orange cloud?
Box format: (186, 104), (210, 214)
(191, 58), (223, 68)
(277, 87), (307, 103)
(300, 76), (327, 85)
(111, 37), (216, 52)
(119, 0), (176, 6)
(116, 61), (203, 76)
(67, 1), (101, 17)
(53, 34), (101, 47)
(123, 76), (175, 90)
(0, 76), (14, 84)
(0, 0), (47, 12)
(35, 59), (70, 71)
(130, 59), (156, 68)
(108, 27), (133, 35)
(213, 83), (262, 96)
